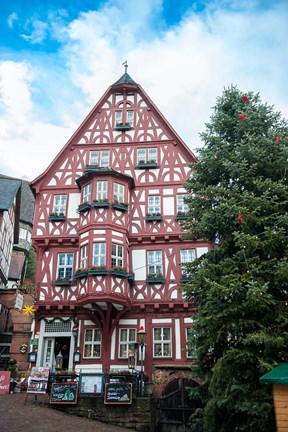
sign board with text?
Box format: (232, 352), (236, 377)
(104, 383), (132, 404)
(27, 367), (50, 394)
(50, 382), (78, 404)
(0, 371), (11, 395)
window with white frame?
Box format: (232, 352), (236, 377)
(180, 249), (195, 275)
(89, 150), (110, 167)
(53, 195), (67, 215)
(83, 329), (101, 358)
(137, 148), (157, 164)
(93, 243), (106, 267)
(57, 253), (73, 279)
(115, 111), (122, 126)
(177, 194), (189, 213)
(186, 327), (196, 359)
(80, 245), (88, 269)
(113, 183), (125, 204)
(148, 250), (162, 275)
(96, 181), (108, 200)
(127, 110), (134, 127)
(153, 327), (172, 357)
(83, 183), (91, 203)
(119, 328), (136, 358)
(148, 195), (160, 215)
(111, 244), (123, 268)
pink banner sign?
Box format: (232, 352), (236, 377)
(0, 371), (11, 395)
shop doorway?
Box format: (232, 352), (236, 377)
(54, 337), (70, 370)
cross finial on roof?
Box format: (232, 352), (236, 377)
(122, 60), (128, 74)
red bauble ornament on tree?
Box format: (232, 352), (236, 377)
(239, 114), (247, 121)
(237, 213), (243, 223)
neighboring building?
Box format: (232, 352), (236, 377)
(0, 175), (35, 371)
(31, 72), (210, 391)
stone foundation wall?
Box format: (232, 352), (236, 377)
(50, 395), (157, 432)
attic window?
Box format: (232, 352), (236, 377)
(115, 110), (134, 129)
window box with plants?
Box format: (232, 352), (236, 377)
(127, 273), (135, 286)
(111, 266), (128, 278)
(146, 213), (162, 222)
(92, 198), (110, 208)
(180, 274), (193, 283)
(74, 268), (89, 279)
(78, 202), (91, 213)
(146, 273), (165, 283)
(114, 122), (132, 131)
(176, 212), (189, 220)
(53, 277), (74, 286)
(136, 159), (159, 169)
(49, 212), (66, 222)
(89, 266), (108, 276)
(85, 164), (100, 173)
(112, 201), (128, 212)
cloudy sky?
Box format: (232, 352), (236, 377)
(1, 0), (287, 181)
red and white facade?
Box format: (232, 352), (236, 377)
(31, 73), (209, 380)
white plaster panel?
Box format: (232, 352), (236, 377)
(152, 318), (172, 323)
(112, 231), (124, 238)
(197, 247), (208, 257)
(47, 178), (56, 186)
(184, 317), (194, 324)
(119, 319), (138, 325)
(163, 189), (173, 195)
(175, 319), (181, 359)
(111, 328), (116, 360)
(163, 197), (174, 215)
(84, 320), (95, 325)
(132, 250), (146, 279)
(93, 230), (106, 235)
(67, 193), (80, 218)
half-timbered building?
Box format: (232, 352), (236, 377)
(31, 71), (210, 388)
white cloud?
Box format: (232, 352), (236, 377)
(1, 0), (288, 179)
(7, 12), (18, 29)
(21, 19), (48, 44)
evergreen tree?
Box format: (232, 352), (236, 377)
(183, 86), (288, 432)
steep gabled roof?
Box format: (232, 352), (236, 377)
(32, 72), (197, 187)
(0, 175), (35, 224)
(113, 72), (137, 86)
(0, 176), (21, 211)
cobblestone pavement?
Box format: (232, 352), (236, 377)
(0, 393), (132, 432)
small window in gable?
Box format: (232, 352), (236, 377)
(53, 195), (67, 215)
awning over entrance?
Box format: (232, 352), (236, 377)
(259, 363), (288, 385)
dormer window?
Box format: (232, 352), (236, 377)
(127, 110), (134, 127)
(53, 195), (67, 215)
(115, 110), (133, 129)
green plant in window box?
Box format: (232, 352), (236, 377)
(74, 267), (89, 278)
(49, 212), (65, 221)
(89, 265), (108, 275)
(111, 266), (128, 277)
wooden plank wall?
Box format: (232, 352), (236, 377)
(273, 384), (288, 432)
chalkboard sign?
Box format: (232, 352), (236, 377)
(104, 382), (132, 405)
(50, 382), (78, 404)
